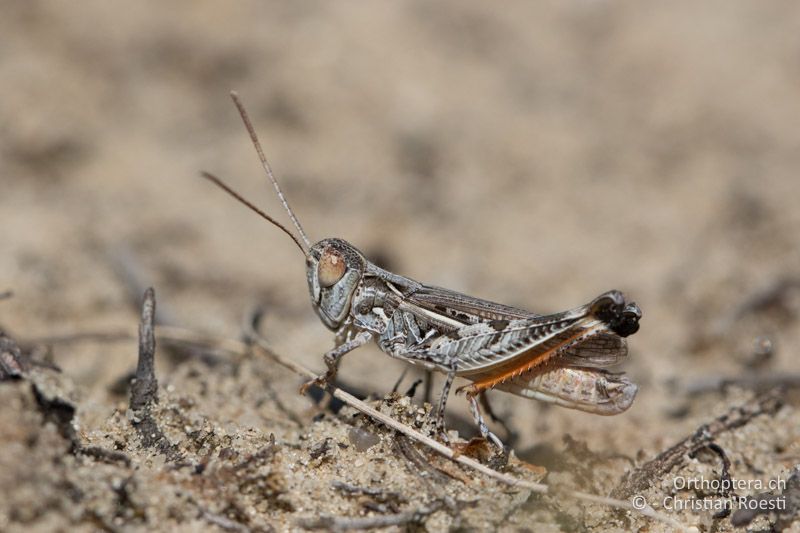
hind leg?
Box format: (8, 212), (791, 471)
(479, 391), (516, 444)
(466, 392), (505, 450)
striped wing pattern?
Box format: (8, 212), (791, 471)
(428, 312), (601, 376)
(400, 287), (639, 412)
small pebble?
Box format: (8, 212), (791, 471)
(348, 427), (380, 452)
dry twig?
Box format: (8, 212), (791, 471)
(200, 509), (253, 533)
(394, 435), (453, 484)
(689, 443), (732, 519)
(297, 499), (447, 531)
(683, 374), (800, 396)
(128, 288), (181, 461)
(612, 390), (783, 499)
(130, 288), (158, 412)
(332, 480), (405, 503)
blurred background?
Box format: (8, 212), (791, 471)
(2, 0), (800, 470)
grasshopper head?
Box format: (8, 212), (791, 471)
(306, 238), (366, 329)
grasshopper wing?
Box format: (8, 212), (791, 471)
(406, 284), (537, 323)
(416, 291), (637, 374)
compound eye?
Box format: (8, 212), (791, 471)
(318, 248), (346, 287)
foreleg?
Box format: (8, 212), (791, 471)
(300, 330), (373, 394)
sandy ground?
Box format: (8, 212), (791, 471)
(2, 1), (800, 531)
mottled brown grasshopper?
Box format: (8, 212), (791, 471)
(204, 92), (642, 448)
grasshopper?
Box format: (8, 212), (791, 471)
(204, 92), (642, 448)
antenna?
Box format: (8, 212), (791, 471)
(230, 91), (312, 248)
(201, 171), (309, 257)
